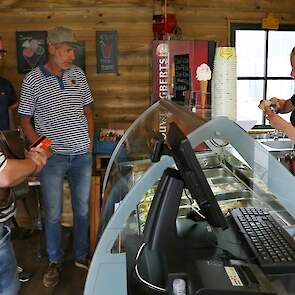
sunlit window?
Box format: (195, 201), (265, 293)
(231, 24), (295, 127)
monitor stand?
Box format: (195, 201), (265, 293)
(143, 167), (218, 252)
(134, 168), (218, 293)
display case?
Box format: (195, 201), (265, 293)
(84, 100), (295, 295)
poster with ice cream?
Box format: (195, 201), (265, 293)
(16, 31), (47, 73)
(196, 63), (211, 108)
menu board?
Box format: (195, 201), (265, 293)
(16, 31), (47, 74)
(174, 54), (190, 100)
(96, 31), (118, 73)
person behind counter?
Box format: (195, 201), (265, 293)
(266, 46), (295, 142)
(18, 26), (94, 288)
(0, 147), (48, 295)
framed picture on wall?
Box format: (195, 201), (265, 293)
(96, 31), (118, 73)
(73, 41), (86, 72)
(16, 31), (47, 74)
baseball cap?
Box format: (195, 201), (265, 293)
(47, 26), (77, 45)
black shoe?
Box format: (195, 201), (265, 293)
(43, 262), (62, 288)
(18, 266), (32, 283)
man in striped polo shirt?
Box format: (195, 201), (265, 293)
(18, 26), (94, 288)
(0, 147), (48, 295)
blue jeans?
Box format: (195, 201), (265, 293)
(39, 153), (92, 262)
(0, 225), (19, 295)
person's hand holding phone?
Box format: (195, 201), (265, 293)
(29, 135), (53, 150)
(26, 147), (48, 175)
(29, 135), (53, 158)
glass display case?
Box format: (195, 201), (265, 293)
(84, 100), (295, 295)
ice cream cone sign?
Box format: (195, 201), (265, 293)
(196, 63), (211, 109)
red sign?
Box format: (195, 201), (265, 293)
(152, 40), (210, 104)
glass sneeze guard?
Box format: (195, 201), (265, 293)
(84, 100), (295, 295)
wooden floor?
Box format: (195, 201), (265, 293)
(12, 227), (87, 295)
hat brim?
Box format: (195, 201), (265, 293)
(63, 41), (78, 47)
(48, 41), (78, 46)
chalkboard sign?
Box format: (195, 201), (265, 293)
(96, 31), (118, 73)
(174, 54), (190, 100)
(16, 31), (47, 74)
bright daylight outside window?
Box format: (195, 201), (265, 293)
(231, 24), (295, 127)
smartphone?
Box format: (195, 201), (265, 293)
(29, 135), (53, 151)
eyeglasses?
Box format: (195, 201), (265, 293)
(0, 49), (7, 56)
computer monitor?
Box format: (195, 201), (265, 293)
(167, 122), (228, 229)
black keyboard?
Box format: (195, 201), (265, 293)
(230, 207), (295, 274)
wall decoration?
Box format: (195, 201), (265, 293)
(174, 54), (190, 102)
(16, 31), (47, 73)
(96, 31), (118, 73)
(73, 41), (86, 72)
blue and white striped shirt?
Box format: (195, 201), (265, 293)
(0, 152), (6, 172)
(0, 152), (15, 222)
(18, 65), (94, 155)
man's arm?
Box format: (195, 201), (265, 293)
(8, 103), (18, 130)
(0, 147), (48, 187)
(84, 105), (94, 152)
(0, 158), (37, 187)
(20, 116), (39, 144)
(6, 80), (18, 129)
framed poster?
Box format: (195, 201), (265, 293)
(96, 31), (118, 73)
(73, 41), (86, 72)
(16, 31), (47, 74)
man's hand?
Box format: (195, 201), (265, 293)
(269, 97), (294, 114)
(269, 97), (282, 112)
(26, 147), (48, 175)
(88, 142), (93, 153)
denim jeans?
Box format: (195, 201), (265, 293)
(0, 225), (19, 295)
(39, 153), (92, 262)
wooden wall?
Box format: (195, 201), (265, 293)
(0, 0), (294, 128)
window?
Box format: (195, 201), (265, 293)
(231, 24), (295, 126)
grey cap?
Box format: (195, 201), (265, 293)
(47, 26), (77, 45)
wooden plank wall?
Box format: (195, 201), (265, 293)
(0, 0), (294, 128)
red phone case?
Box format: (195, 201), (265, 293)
(29, 135), (53, 151)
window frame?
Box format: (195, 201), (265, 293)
(230, 23), (295, 128)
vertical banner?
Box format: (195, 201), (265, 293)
(96, 31), (118, 73)
(16, 31), (47, 74)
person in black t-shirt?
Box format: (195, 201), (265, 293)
(0, 36), (18, 131)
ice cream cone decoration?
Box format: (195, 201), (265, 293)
(196, 63), (211, 109)
(199, 80), (208, 108)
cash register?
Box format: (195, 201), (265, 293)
(126, 122), (295, 295)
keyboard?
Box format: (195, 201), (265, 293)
(230, 207), (295, 274)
